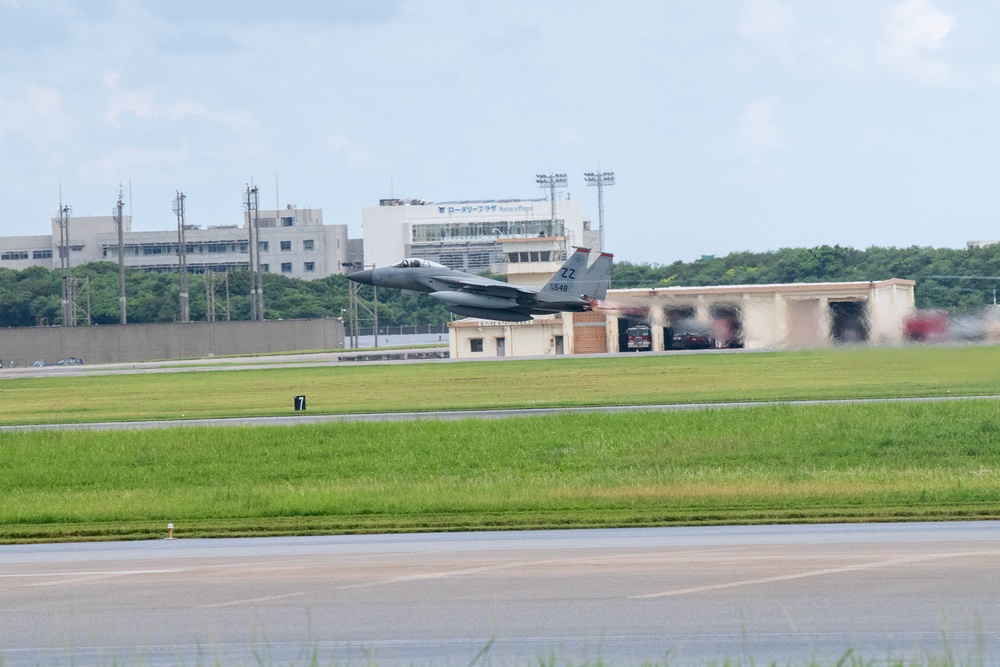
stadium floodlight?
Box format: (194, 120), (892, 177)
(584, 171), (615, 251)
(536, 173), (568, 237)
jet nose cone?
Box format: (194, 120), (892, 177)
(347, 269), (374, 285)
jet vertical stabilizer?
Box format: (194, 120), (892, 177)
(541, 248), (591, 297)
(577, 251), (614, 300)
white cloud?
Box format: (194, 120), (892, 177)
(0, 85), (72, 141)
(163, 101), (256, 134)
(326, 134), (375, 169)
(738, 95), (787, 160)
(879, 0), (955, 83)
(102, 73), (256, 134)
(77, 145), (189, 184)
(738, 0), (793, 49)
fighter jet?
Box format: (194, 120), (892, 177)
(347, 247), (613, 322)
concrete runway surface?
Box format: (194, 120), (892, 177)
(1, 522), (998, 666)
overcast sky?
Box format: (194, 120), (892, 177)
(2, 0), (998, 264)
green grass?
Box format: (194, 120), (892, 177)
(1, 346), (999, 425)
(2, 399), (999, 541)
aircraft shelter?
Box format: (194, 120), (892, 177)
(448, 278), (915, 358)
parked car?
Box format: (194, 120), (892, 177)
(56, 357), (84, 365)
(31, 359), (47, 367)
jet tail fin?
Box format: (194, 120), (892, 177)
(541, 247), (592, 295)
(577, 251), (614, 300)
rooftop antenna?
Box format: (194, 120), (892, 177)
(584, 170), (615, 251)
(535, 173), (567, 237)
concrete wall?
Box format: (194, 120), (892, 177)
(449, 316), (566, 359)
(0, 318), (345, 366)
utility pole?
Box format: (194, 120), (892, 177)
(205, 270), (232, 322)
(254, 187), (264, 319)
(584, 171), (615, 251)
(114, 187), (127, 324)
(57, 199), (74, 326)
(244, 184), (259, 320)
(173, 191), (190, 323)
(373, 283), (379, 349)
(206, 270), (215, 322)
(535, 173), (567, 237)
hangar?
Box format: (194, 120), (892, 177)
(448, 278), (916, 358)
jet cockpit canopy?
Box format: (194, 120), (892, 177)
(392, 258), (447, 269)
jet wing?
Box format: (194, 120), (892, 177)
(431, 274), (540, 299)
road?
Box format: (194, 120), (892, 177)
(1, 394), (997, 432)
(1, 522), (998, 666)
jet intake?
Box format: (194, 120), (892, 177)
(430, 291), (518, 309)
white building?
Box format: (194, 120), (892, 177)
(449, 279), (917, 358)
(0, 206), (349, 280)
(361, 197), (599, 272)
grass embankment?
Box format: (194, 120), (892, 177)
(2, 399), (999, 542)
(1, 345), (999, 425)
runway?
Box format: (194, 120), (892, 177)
(1, 521), (998, 665)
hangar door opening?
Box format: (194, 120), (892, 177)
(618, 317), (651, 352)
(710, 303), (744, 349)
(829, 299), (869, 343)
(663, 306), (697, 350)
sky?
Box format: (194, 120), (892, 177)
(2, 0), (1000, 265)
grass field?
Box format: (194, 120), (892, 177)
(1, 345), (999, 425)
(1, 345), (999, 542)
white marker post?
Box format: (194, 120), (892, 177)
(167, 523), (174, 540)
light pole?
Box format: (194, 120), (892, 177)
(584, 171), (615, 251)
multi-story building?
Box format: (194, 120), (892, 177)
(0, 206), (349, 280)
(361, 197), (599, 273)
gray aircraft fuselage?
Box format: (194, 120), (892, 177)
(347, 248), (613, 322)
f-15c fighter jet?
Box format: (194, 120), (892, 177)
(347, 247), (613, 322)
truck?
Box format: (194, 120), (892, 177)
(626, 325), (652, 352)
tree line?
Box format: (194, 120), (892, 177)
(0, 262), (452, 329)
(612, 244), (1000, 312)
(1, 244), (998, 328)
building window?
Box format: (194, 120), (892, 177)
(33, 250), (52, 259)
(281, 262), (292, 273)
(304, 262), (315, 272)
(258, 241), (269, 252)
(261, 264), (269, 273)
(281, 216), (294, 227)
(280, 240), (291, 251)
(1, 251), (28, 260)
(303, 239), (314, 251)
(470, 338), (483, 352)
